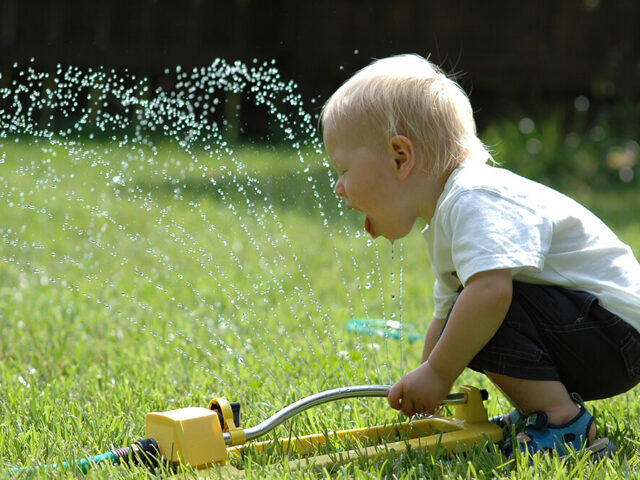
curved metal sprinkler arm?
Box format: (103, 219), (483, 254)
(223, 384), (469, 445)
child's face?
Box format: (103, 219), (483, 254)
(323, 124), (418, 241)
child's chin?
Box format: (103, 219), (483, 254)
(370, 221), (413, 242)
(379, 232), (399, 243)
(385, 227), (413, 242)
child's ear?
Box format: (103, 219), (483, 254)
(389, 135), (415, 181)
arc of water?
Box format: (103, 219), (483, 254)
(130, 62), (368, 387)
(0, 58), (406, 406)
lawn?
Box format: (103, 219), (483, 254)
(1, 131), (639, 479)
(1, 59), (639, 478)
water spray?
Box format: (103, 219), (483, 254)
(3, 62), (502, 476)
(12, 384), (501, 475)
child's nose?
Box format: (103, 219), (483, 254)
(334, 178), (345, 198)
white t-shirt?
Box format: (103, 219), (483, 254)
(423, 162), (640, 332)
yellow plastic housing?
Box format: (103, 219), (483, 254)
(145, 407), (228, 467)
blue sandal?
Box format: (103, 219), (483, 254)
(503, 393), (609, 457)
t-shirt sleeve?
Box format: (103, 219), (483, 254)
(433, 278), (458, 319)
(447, 189), (552, 286)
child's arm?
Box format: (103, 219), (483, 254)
(422, 317), (445, 362)
(388, 268), (512, 417)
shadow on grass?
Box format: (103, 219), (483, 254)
(127, 165), (352, 223)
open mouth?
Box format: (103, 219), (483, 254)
(364, 216), (378, 238)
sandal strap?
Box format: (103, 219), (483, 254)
(522, 393), (593, 455)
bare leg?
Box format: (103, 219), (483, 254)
(486, 371), (596, 443)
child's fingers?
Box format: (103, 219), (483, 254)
(387, 382), (403, 410)
(400, 398), (415, 417)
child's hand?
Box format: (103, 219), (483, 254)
(386, 361), (452, 417)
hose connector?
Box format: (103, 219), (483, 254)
(111, 438), (161, 468)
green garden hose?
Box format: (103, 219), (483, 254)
(346, 318), (424, 342)
(10, 438), (159, 475)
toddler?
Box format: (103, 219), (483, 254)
(320, 54), (640, 456)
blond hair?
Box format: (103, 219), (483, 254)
(320, 54), (490, 177)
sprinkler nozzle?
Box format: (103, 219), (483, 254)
(210, 400), (241, 430)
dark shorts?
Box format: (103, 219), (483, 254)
(446, 281), (640, 401)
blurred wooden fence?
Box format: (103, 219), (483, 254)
(1, 0), (638, 124)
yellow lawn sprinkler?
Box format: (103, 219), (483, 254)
(11, 385), (502, 475)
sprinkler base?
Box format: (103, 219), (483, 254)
(144, 385), (501, 473)
(229, 385), (502, 472)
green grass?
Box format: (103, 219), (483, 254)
(1, 134), (639, 480)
